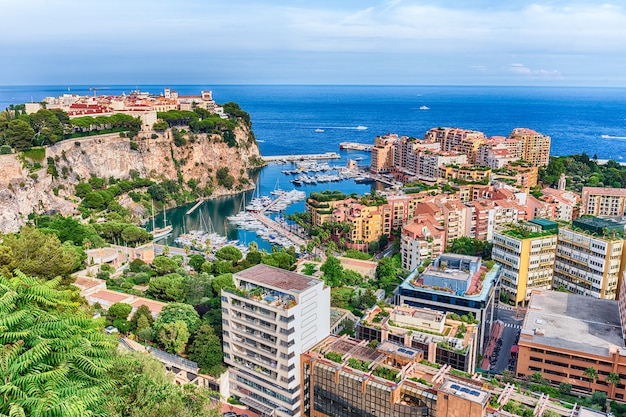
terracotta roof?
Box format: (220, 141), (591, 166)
(88, 289), (132, 304)
(129, 298), (166, 315)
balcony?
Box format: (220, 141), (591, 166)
(225, 287), (297, 310)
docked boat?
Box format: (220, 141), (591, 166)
(149, 200), (172, 240)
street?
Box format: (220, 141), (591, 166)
(490, 304), (525, 373)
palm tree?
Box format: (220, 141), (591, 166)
(584, 367), (599, 391)
(0, 270), (118, 416)
(607, 372), (621, 398)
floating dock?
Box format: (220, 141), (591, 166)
(339, 142), (372, 151)
(262, 152), (340, 162)
(185, 199), (205, 215)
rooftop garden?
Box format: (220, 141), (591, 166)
(372, 366), (400, 382)
(501, 224), (558, 239)
(309, 190), (347, 202)
(347, 358), (371, 372)
(324, 351), (343, 363)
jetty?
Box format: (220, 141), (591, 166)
(262, 152), (340, 162)
(248, 212), (307, 248)
(339, 142), (372, 151)
(186, 199), (205, 215)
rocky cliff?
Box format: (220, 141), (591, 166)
(0, 125), (263, 233)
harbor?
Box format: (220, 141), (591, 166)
(262, 152), (340, 162)
(151, 156), (386, 254)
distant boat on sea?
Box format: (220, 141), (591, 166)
(419, 105), (430, 110)
(315, 128), (324, 133)
(356, 126), (368, 130)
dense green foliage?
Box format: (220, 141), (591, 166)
(447, 236), (492, 259)
(0, 225), (82, 278)
(0, 271), (118, 416)
(0, 106), (141, 151)
(539, 153), (626, 191)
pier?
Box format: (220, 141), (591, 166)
(262, 152), (340, 162)
(185, 199), (205, 215)
(339, 142), (372, 151)
(248, 212), (307, 248)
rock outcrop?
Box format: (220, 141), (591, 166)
(0, 125), (262, 233)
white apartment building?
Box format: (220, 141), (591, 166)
(553, 217), (626, 300)
(221, 264), (330, 417)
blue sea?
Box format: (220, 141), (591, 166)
(2, 85), (626, 250)
(2, 84), (626, 159)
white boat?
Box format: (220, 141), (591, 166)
(419, 105), (430, 110)
(315, 128), (324, 133)
(355, 125), (368, 130)
(150, 200), (173, 240)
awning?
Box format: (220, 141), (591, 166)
(240, 396), (275, 417)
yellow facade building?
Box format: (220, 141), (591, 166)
(492, 220), (558, 306)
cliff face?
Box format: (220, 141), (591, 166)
(0, 125), (262, 233)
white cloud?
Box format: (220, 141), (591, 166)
(507, 64), (562, 79)
(0, 0), (624, 85)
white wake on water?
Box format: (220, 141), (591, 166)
(601, 134), (626, 139)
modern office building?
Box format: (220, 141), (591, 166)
(221, 264), (331, 417)
(581, 186), (626, 217)
(357, 304), (479, 373)
(492, 220), (558, 306)
(553, 216), (626, 300)
(300, 335), (489, 417)
(516, 289), (626, 400)
(395, 254), (501, 352)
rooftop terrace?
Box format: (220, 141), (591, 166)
(235, 264), (322, 293)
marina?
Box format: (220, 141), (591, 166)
(262, 152), (340, 162)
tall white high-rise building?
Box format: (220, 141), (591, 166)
(221, 264), (330, 417)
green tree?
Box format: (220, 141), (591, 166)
(187, 325), (226, 377)
(187, 254), (206, 272)
(148, 273), (187, 302)
(130, 304), (155, 331)
(155, 302), (200, 332)
(153, 120), (169, 132)
(261, 250), (295, 270)
(211, 273), (235, 295)
(607, 372), (621, 397)
(108, 301), (133, 322)
(157, 320), (190, 354)
(215, 245), (243, 263)
(0, 271), (118, 417)
(153, 255), (179, 274)
(6, 118), (35, 150)
(0, 225), (78, 279)
(320, 255), (344, 287)
(105, 352), (221, 417)
(584, 367), (599, 390)
(558, 382), (572, 395)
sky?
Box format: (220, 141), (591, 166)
(1, 0), (626, 86)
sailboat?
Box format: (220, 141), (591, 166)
(270, 178), (284, 196)
(150, 200), (173, 240)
